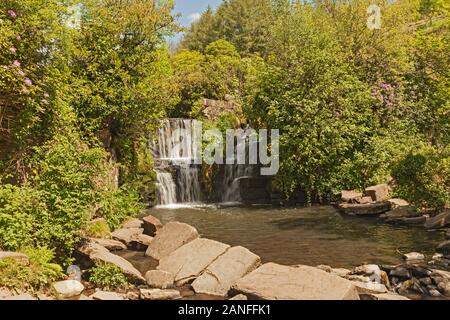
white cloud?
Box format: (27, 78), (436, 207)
(187, 12), (201, 23)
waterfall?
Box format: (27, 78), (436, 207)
(151, 119), (202, 207)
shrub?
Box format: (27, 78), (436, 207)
(393, 145), (450, 210)
(89, 262), (129, 290)
(85, 219), (111, 239)
(0, 247), (63, 291)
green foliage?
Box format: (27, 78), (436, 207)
(85, 219), (111, 239)
(0, 247), (63, 291)
(89, 262), (129, 290)
(393, 145), (450, 210)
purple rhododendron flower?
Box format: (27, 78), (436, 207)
(17, 69), (25, 76)
(12, 60), (21, 67)
(8, 10), (17, 18)
(24, 78), (32, 86)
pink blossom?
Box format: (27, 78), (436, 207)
(7, 10), (17, 18)
(16, 69), (25, 76)
(12, 60), (21, 67)
(44, 92), (49, 98)
(16, 35), (22, 41)
(9, 47), (17, 54)
(24, 78), (32, 86)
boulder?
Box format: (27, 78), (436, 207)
(341, 191), (363, 203)
(338, 202), (391, 216)
(230, 263), (360, 300)
(91, 291), (124, 300)
(437, 241), (450, 255)
(145, 222), (199, 260)
(122, 218), (143, 229)
(129, 234), (154, 251)
(140, 288), (181, 300)
(380, 206), (419, 220)
(89, 238), (126, 251)
(437, 281), (450, 296)
(3, 293), (37, 300)
(352, 264), (382, 283)
(352, 282), (388, 295)
(192, 246), (261, 297)
(357, 196), (374, 204)
(363, 293), (410, 300)
(388, 198), (409, 208)
(145, 270), (174, 289)
(425, 210), (450, 229)
(0, 251), (29, 265)
(142, 214), (163, 236)
(78, 241), (145, 282)
(158, 238), (230, 286)
(0, 288), (12, 299)
(111, 227), (143, 245)
(53, 280), (84, 300)
(363, 184), (389, 202)
(403, 252), (425, 262)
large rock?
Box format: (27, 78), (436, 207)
(388, 198), (409, 208)
(380, 206), (419, 220)
(122, 218), (143, 229)
(341, 191), (363, 203)
(338, 202), (391, 216)
(111, 227), (143, 245)
(129, 234), (154, 251)
(142, 214), (163, 236)
(3, 293), (37, 300)
(89, 238), (127, 251)
(145, 270), (174, 289)
(158, 238), (230, 286)
(145, 222), (199, 260)
(0, 252), (29, 265)
(140, 288), (181, 300)
(403, 252), (425, 262)
(91, 291), (124, 300)
(192, 246), (261, 297)
(425, 210), (450, 229)
(53, 280), (84, 300)
(364, 184), (389, 202)
(78, 241), (145, 282)
(230, 263), (360, 300)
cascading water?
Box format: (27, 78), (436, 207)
(151, 119), (202, 207)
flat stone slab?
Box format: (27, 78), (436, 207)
(122, 218), (143, 229)
(0, 251), (29, 265)
(145, 222), (199, 260)
(140, 289), (181, 300)
(338, 201), (391, 216)
(341, 190), (363, 203)
(79, 241), (145, 282)
(145, 270), (174, 289)
(111, 227), (143, 245)
(192, 246), (261, 296)
(231, 263), (360, 300)
(91, 291), (124, 300)
(89, 238), (127, 251)
(425, 210), (450, 229)
(158, 238), (230, 286)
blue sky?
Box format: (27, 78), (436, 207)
(172, 0), (222, 42)
(174, 0), (222, 27)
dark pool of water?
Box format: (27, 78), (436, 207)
(147, 205), (446, 268)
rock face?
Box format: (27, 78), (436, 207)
(158, 238), (230, 286)
(145, 222), (199, 260)
(78, 241), (145, 282)
(142, 214), (163, 236)
(145, 270), (174, 289)
(231, 263), (360, 300)
(338, 202), (391, 216)
(53, 280), (84, 299)
(425, 210), (450, 229)
(0, 251), (29, 265)
(89, 238), (127, 251)
(140, 288), (181, 300)
(364, 184), (389, 202)
(111, 227), (144, 245)
(192, 246), (261, 297)
(341, 191), (363, 203)
(91, 291), (124, 300)
(122, 218), (143, 229)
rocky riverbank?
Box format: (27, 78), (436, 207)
(1, 211), (449, 300)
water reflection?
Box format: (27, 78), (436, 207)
(147, 206), (444, 268)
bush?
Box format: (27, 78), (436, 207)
(89, 262), (129, 290)
(0, 247), (63, 291)
(393, 145), (450, 210)
(85, 219), (111, 239)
